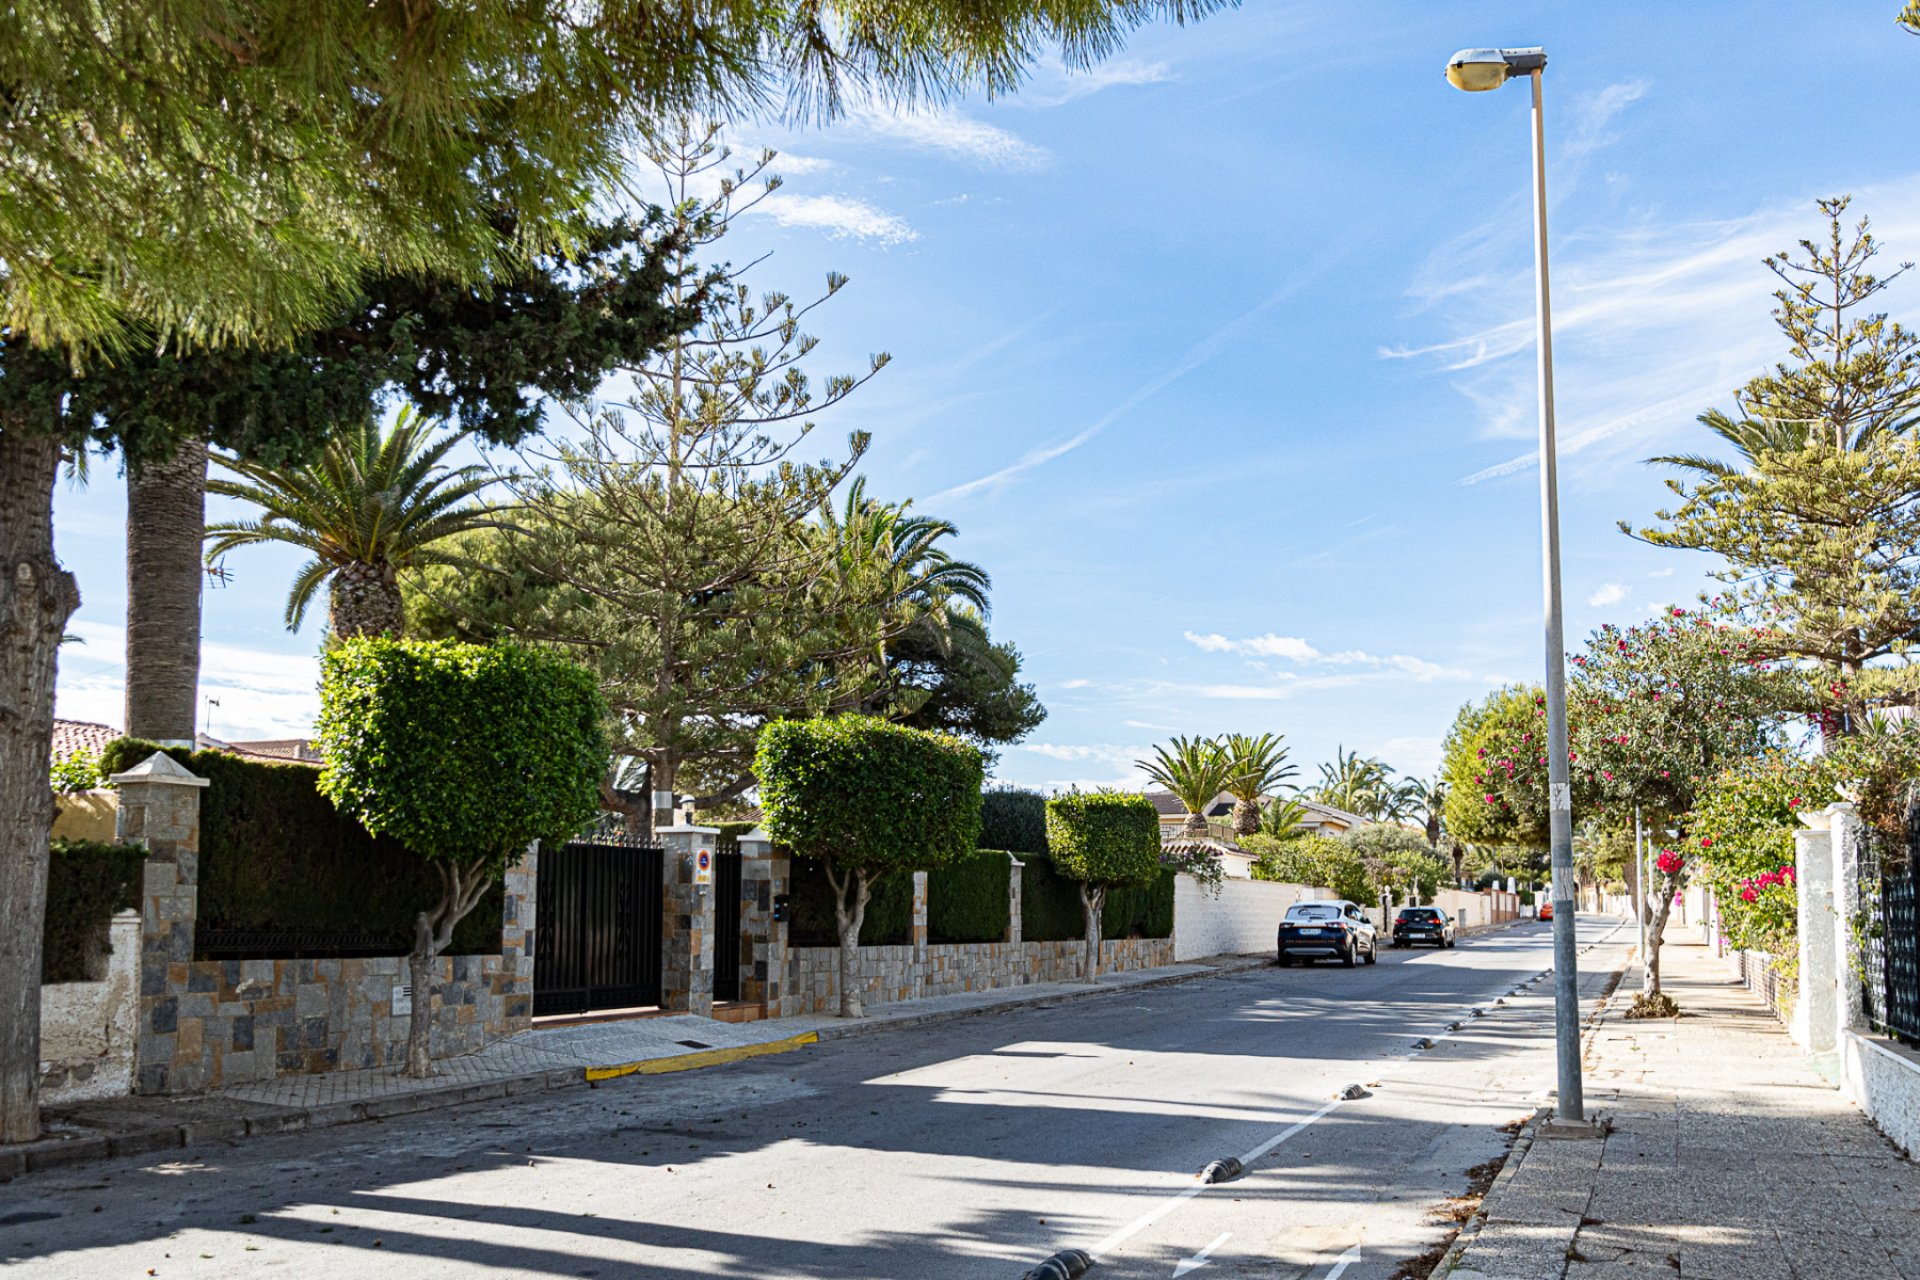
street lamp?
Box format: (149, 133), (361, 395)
(1445, 44), (1585, 1126)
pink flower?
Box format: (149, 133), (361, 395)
(1656, 850), (1684, 875)
(1741, 888), (1758, 903)
(1788, 798), (1801, 808)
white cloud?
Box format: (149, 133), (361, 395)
(1379, 736), (1444, 775)
(1058, 678), (1093, 689)
(757, 193), (917, 244)
(1015, 59), (1174, 107)
(1588, 583), (1629, 607)
(1017, 742), (1148, 767)
(1647, 567), (1676, 578)
(849, 106), (1049, 171)
(1179, 630), (1472, 683)
(57, 620), (320, 742)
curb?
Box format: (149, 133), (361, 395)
(586, 1031), (821, 1081)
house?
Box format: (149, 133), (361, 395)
(1145, 790), (1368, 841)
(52, 719), (118, 761)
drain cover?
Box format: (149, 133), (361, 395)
(676, 1040), (712, 1049)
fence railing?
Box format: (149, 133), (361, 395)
(1858, 801), (1920, 1046)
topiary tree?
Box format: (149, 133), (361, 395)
(1044, 792), (1162, 982)
(317, 638), (606, 1076)
(755, 715), (982, 1017)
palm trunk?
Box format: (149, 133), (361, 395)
(329, 559), (403, 640)
(404, 860), (495, 1077)
(1080, 883), (1106, 982)
(826, 861), (870, 1018)
(125, 440), (207, 744)
(1230, 799), (1259, 839)
(0, 431), (82, 1142)
(1182, 811), (1207, 838)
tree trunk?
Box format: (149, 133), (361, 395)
(1645, 885), (1677, 998)
(125, 439), (207, 744)
(0, 432), (81, 1142)
(827, 861), (870, 1018)
(329, 558), (403, 640)
(1182, 811), (1207, 838)
(1081, 883), (1106, 983)
(1230, 798), (1259, 839)
(403, 860), (496, 1077)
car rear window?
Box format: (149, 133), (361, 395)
(1399, 909), (1440, 920)
(1286, 905), (1341, 921)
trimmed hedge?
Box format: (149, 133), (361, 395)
(713, 821), (759, 854)
(981, 788), (1048, 855)
(1045, 792), (1161, 887)
(1019, 852), (1085, 942)
(1101, 867), (1175, 939)
(101, 738), (502, 957)
(929, 849), (1013, 944)
(44, 839), (145, 983)
(786, 856), (912, 947)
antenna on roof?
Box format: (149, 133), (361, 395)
(203, 695), (220, 739)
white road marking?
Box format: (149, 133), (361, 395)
(1171, 1231), (1232, 1276)
(1324, 1243), (1364, 1279)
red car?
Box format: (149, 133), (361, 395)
(1537, 900), (1554, 921)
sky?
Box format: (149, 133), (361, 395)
(50, 1), (1920, 797)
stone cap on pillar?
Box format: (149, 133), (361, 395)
(109, 751), (209, 788)
(1797, 800), (1857, 831)
(735, 826), (773, 850)
(656, 823), (720, 836)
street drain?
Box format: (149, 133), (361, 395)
(676, 1040), (712, 1049)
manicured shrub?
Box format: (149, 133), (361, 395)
(318, 638), (607, 1075)
(787, 856), (913, 947)
(1045, 792), (1162, 979)
(1101, 867), (1175, 940)
(757, 716), (982, 1016)
(1020, 852), (1086, 942)
(929, 849), (1013, 944)
(980, 788), (1048, 855)
(42, 840), (145, 983)
(713, 821), (760, 855)
(101, 738), (503, 957)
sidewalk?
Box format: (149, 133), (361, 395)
(9, 953), (1266, 1178)
(1449, 937), (1920, 1280)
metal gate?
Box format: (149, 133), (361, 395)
(534, 838), (663, 1017)
(713, 849), (742, 1002)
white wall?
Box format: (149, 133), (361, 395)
(42, 909), (139, 1102)
(1175, 876), (1329, 961)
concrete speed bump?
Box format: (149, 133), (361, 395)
(585, 1031), (820, 1082)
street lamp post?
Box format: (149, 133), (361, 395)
(1445, 45), (1585, 1124)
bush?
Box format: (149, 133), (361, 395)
(1019, 853), (1085, 941)
(1245, 832), (1371, 902)
(1101, 867), (1175, 939)
(981, 788), (1048, 855)
(713, 820), (759, 854)
(43, 839), (145, 983)
(101, 738), (505, 956)
(1043, 792), (1161, 888)
(929, 849), (1013, 943)
(50, 749), (104, 793)
(1691, 749), (1834, 963)
(787, 855), (913, 946)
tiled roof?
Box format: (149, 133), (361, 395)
(224, 737), (323, 762)
(51, 719), (117, 760)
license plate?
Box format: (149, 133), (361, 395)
(1299, 928), (1324, 936)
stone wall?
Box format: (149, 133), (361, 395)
(40, 910), (140, 1102)
(781, 937), (1175, 1016)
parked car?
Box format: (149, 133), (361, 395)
(1537, 900), (1554, 922)
(1391, 905), (1456, 949)
(1277, 899), (1378, 967)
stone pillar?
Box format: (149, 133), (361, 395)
(658, 824), (717, 1016)
(911, 870), (929, 1000)
(498, 842), (538, 1029)
(737, 829), (786, 1015)
(112, 751), (209, 1095)
(1007, 856), (1024, 945)
(1831, 804), (1865, 1041)
(1793, 803), (1847, 1054)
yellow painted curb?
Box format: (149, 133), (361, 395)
(585, 1031), (819, 1082)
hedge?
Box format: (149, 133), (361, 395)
(1044, 792), (1161, 887)
(101, 738), (502, 957)
(786, 855), (912, 947)
(1101, 867), (1175, 939)
(713, 821), (759, 854)
(981, 788), (1048, 855)
(43, 839), (145, 983)
(929, 849), (1013, 943)
(1019, 853), (1085, 942)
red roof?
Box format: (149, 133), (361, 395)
(52, 719), (117, 760)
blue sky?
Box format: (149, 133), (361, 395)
(52, 1), (1919, 795)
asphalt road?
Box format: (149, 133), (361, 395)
(3, 916), (1630, 1280)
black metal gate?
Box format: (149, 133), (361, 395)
(713, 849), (742, 1002)
(534, 838), (663, 1017)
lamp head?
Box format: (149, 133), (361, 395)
(1446, 46), (1547, 92)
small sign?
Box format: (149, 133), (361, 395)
(392, 982), (413, 1016)
(695, 848), (712, 886)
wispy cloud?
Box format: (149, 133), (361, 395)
(1587, 583), (1629, 607)
(1058, 678), (1093, 689)
(756, 193), (917, 244)
(1018, 742), (1148, 766)
(56, 621), (319, 742)
(1180, 630), (1475, 682)
(1013, 59), (1174, 107)
(849, 106), (1049, 171)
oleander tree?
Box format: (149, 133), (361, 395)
(317, 639), (607, 1076)
(756, 716), (982, 1017)
(1044, 792), (1162, 982)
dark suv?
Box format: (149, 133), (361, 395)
(1391, 905), (1456, 949)
(1277, 900), (1378, 967)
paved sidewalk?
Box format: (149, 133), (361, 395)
(1450, 937), (1920, 1280)
(10, 954), (1265, 1177)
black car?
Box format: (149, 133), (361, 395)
(1391, 905), (1456, 949)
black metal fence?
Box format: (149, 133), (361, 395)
(1859, 797), (1920, 1046)
(532, 838), (664, 1017)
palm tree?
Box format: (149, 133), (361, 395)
(1258, 793), (1312, 840)
(1222, 732), (1299, 838)
(204, 409), (504, 639)
(1310, 746), (1397, 820)
(1407, 774), (1447, 851)
(1138, 736), (1236, 838)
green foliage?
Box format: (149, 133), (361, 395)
(1137, 737), (1236, 822)
(1245, 833), (1372, 903)
(786, 856), (913, 947)
(49, 750), (103, 793)
(929, 850), (1014, 944)
(1158, 840), (1225, 894)
(100, 739), (504, 955)
(42, 839), (144, 983)
(1692, 751), (1835, 962)
(1043, 792), (1161, 887)
(981, 788), (1049, 855)
(1442, 686), (1546, 849)
(1339, 825), (1452, 902)
(318, 639), (608, 872)
(713, 821), (760, 855)
(1310, 746), (1404, 821)
(886, 608), (1048, 765)
(1101, 868), (1176, 939)
(756, 716), (983, 879)
(1019, 853), (1087, 942)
